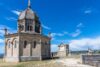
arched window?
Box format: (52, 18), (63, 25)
(33, 41), (36, 48)
(27, 25), (30, 31)
(14, 40), (17, 48)
(24, 41), (27, 48)
(26, 19), (33, 31)
(26, 21), (29, 31)
(8, 41), (10, 48)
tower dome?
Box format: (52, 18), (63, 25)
(18, 0), (38, 20)
(19, 8), (38, 20)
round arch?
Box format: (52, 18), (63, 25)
(12, 38), (18, 48)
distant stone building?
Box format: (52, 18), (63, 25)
(4, 0), (51, 62)
(88, 48), (94, 55)
(57, 43), (69, 57)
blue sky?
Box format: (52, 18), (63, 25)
(0, 0), (100, 53)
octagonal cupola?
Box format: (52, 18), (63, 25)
(18, 0), (41, 34)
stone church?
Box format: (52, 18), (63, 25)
(4, 0), (51, 62)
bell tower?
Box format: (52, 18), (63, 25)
(18, 0), (41, 34)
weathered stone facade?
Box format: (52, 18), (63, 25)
(57, 43), (69, 57)
(4, 0), (51, 62)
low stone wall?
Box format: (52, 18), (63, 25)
(20, 56), (41, 62)
(81, 54), (100, 66)
(96, 62), (100, 67)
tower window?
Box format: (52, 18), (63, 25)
(35, 22), (40, 33)
(30, 26), (33, 31)
(27, 25), (33, 31)
(24, 41), (27, 48)
(26, 20), (33, 31)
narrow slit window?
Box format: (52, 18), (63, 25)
(14, 40), (17, 48)
(24, 41), (27, 48)
(8, 41), (10, 48)
(33, 41), (36, 48)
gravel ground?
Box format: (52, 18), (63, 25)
(55, 58), (95, 67)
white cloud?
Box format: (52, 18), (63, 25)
(0, 25), (8, 36)
(57, 33), (64, 36)
(71, 29), (81, 37)
(51, 33), (56, 37)
(0, 39), (4, 44)
(0, 45), (4, 54)
(77, 23), (84, 28)
(50, 23), (83, 38)
(63, 31), (68, 34)
(0, 30), (4, 36)
(51, 31), (68, 37)
(69, 23), (84, 37)
(50, 33), (64, 40)
(84, 10), (92, 14)
(69, 36), (100, 50)
(0, 24), (17, 54)
(51, 38), (55, 40)
(12, 10), (21, 15)
(6, 17), (17, 21)
(0, 25), (17, 36)
(50, 24), (82, 39)
(42, 24), (51, 30)
(51, 44), (58, 52)
(51, 36), (100, 51)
